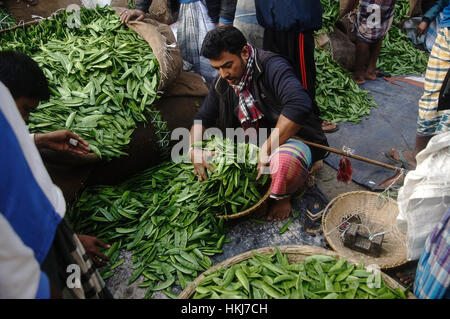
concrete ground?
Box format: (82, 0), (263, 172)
(315, 162), (367, 201)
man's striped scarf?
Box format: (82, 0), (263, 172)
(231, 44), (263, 131)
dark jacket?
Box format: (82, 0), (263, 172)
(136, 0), (237, 24)
(438, 69), (450, 111)
(255, 0), (323, 33)
(194, 49), (329, 163)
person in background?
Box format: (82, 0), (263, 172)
(190, 26), (328, 221)
(341, 0), (397, 85)
(0, 50), (112, 299)
(417, 0), (449, 51)
(386, 4), (450, 169)
(120, 0), (237, 84)
(414, 207), (450, 299)
(254, 0), (338, 134)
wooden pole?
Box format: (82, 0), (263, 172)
(297, 139), (402, 171)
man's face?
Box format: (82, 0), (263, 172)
(15, 97), (39, 122)
(209, 46), (250, 86)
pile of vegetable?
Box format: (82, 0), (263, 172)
(377, 0), (429, 76)
(319, 0), (340, 34)
(191, 137), (270, 216)
(0, 7), (169, 158)
(193, 249), (409, 299)
(315, 48), (377, 123)
(0, 8), (15, 30)
(70, 137), (270, 298)
(316, 0), (377, 123)
(315, 0), (428, 123)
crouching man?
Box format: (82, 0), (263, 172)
(189, 26), (329, 221)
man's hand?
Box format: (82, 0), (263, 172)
(256, 149), (271, 180)
(417, 21), (429, 36)
(34, 130), (91, 155)
(190, 148), (215, 182)
(77, 235), (110, 268)
(119, 9), (145, 24)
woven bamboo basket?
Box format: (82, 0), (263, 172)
(216, 184), (271, 220)
(322, 191), (407, 269)
(178, 245), (416, 299)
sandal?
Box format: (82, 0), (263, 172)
(24, 0), (38, 6)
(321, 121), (339, 133)
(302, 201), (325, 236)
(385, 149), (415, 170)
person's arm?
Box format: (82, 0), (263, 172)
(33, 130), (91, 155)
(119, 0), (152, 24)
(189, 87), (221, 181)
(265, 56), (313, 126)
(423, 0), (448, 23)
(257, 114), (302, 179)
(77, 235), (110, 268)
(218, 0), (237, 26)
(340, 0), (359, 18)
(256, 56), (313, 178)
(419, 0), (449, 35)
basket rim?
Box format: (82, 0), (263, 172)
(178, 245), (416, 299)
(321, 191), (408, 269)
(216, 183), (271, 220)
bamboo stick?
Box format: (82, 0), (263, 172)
(297, 138), (401, 171)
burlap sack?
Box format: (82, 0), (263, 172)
(164, 71), (209, 97)
(113, 6), (182, 91)
(116, 0), (175, 25)
(315, 28), (355, 72)
(329, 28), (356, 71)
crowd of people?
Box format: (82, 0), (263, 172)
(0, 0), (448, 299)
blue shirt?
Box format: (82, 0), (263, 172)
(441, 4), (450, 27)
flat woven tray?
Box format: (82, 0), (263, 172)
(322, 191), (407, 269)
(178, 245), (416, 299)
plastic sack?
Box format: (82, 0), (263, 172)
(397, 132), (450, 261)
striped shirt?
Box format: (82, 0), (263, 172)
(414, 207), (450, 299)
(442, 4), (450, 27)
(0, 81), (65, 298)
(355, 0), (396, 42)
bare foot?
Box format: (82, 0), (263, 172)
(365, 71), (377, 80)
(352, 74), (366, 85)
(309, 160), (323, 176)
(267, 197), (292, 221)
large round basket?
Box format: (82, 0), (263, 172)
(322, 191), (407, 269)
(178, 245), (415, 299)
(216, 185), (271, 220)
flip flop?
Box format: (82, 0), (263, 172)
(24, 0), (38, 6)
(376, 69), (391, 78)
(322, 121), (340, 133)
(385, 149), (415, 170)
